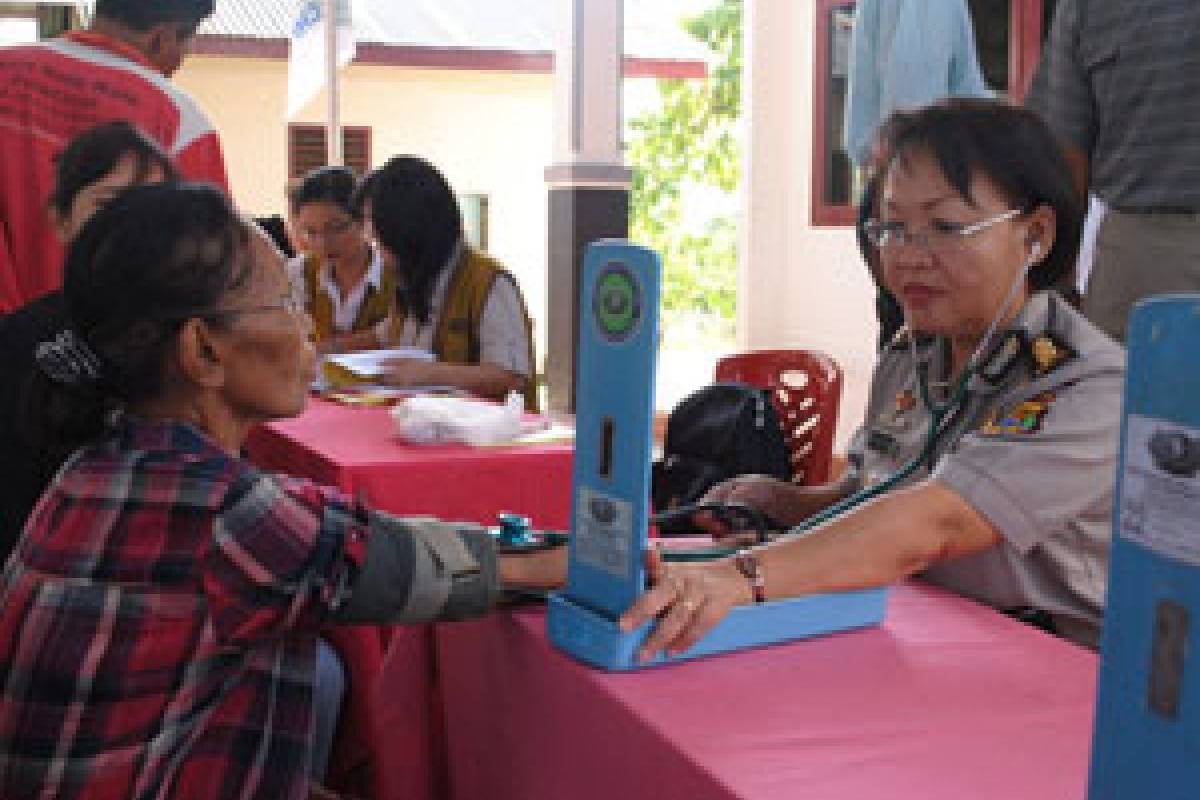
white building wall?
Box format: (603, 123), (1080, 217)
(178, 6), (881, 449)
(174, 57), (556, 367)
(742, 0), (877, 448)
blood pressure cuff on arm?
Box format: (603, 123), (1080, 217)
(333, 514), (500, 624)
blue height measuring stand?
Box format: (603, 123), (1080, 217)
(546, 241), (887, 671)
(1089, 296), (1200, 799)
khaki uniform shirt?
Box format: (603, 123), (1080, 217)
(845, 292), (1125, 647)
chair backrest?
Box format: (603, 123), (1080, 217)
(714, 349), (842, 486)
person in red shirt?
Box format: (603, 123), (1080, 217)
(0, 0), (228, 314)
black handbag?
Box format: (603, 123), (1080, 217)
(651, 382), (791, 531)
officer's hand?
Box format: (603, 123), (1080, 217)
(619, 548), (750, 661)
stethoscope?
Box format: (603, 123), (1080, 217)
(654, 364), (969, 561)
(658, 245), (1041, 561)
(488, 246), (1035, 599)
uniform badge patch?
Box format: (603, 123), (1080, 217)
(980, 391), (1057, 435)
(1030, 335), (1074, 376)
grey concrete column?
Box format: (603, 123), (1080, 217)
(544, 0), (632, 413)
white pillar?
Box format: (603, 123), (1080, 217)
(740, 0), (806, 349)
(546, 0), (628, 185)
(741, 1), (877, 448)
(544, 0), (632, 412)
(324, 0), (343, 166)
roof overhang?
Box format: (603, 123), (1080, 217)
(190, 34), (707, 80)
(0, 0), (90, 9)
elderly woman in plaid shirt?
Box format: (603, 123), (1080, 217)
(0, 182), (563, 800)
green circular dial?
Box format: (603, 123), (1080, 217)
(593, 264), (641, 342)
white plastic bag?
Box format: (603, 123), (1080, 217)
(390, 391), (531, 446)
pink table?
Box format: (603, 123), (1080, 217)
(245, 397), (575, 800)
(433, 582), (1097, 800)
(246, 397), (575, 529)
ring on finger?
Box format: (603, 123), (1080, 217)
(679, 596), (700, 614)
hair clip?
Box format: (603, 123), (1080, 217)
(34, 329), (104, 386)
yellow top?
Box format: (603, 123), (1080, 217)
(392, 247), (538, 412)
(301, 251), (395, 344)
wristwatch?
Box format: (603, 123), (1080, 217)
(732, 549), (766, 604)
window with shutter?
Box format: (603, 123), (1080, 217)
(342, 128), (370, 176)
(287, 125), (372, 180)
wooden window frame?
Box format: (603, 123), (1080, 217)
(0, 4), (81, 39)
(37, 4), (78, 39)
(287, 124), (373, 181)
(810, 0), (1052, 228)
(811, 0), (858, 228)
(1008, 0), (1051, 103)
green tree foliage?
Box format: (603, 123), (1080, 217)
(628, 0), (742, 322)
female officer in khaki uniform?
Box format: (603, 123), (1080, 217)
(622, 99), (1124, 655)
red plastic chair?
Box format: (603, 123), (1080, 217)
(714, 349), (843, 486)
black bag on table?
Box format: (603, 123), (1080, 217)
(651, 382), (791, 532)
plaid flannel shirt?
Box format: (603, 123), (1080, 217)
(0, 417), (496, 799)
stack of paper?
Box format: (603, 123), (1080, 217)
(317, 347), (434, 391)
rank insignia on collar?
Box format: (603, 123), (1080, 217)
(1030, 335), (1074, 376)
(894, 390), (916, 415)
(980, 332), (1026, 384)
(979, 391), (1057, 435)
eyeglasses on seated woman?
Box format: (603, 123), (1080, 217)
(286, 165), (391, 356)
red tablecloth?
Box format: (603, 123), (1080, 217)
(432, 582), (1097, 800)
(245, 397), (574, 800)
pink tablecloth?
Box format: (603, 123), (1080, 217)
(246, 397), (575, 529)
(433, 582), (1097, 800)
(245, 397), (575, 800)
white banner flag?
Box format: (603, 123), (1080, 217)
(287, 0), (356, 120)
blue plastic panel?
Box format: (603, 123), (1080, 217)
(564, 241), (660, 619)
(1089, 296), (1200, 799)
(549, 240), (889, 671)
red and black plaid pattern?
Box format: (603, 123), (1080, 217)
(0, 418), (368, 799)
